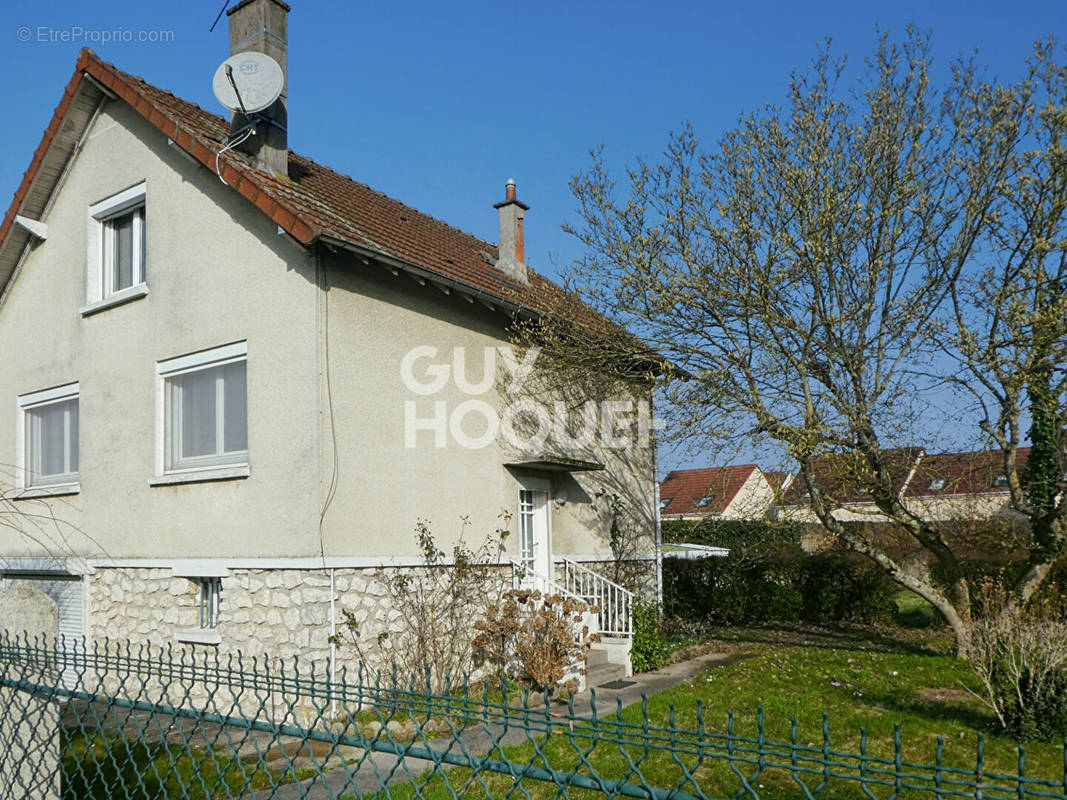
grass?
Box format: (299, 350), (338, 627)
(358, 622), (1067, 800)
(893, 589), (943, 629)
(61, 731), (317, 799)
(58, 605), (1066, 799)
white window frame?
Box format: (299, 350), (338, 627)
(197, 577), (222, 629)
(83, 181), (148, 315)
(16, 383), (80, 495)
(176, 576), (223, 645)
(154, 341), (249, 484)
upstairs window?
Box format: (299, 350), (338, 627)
(19, 384), (79, 489)
(659, 497), (673, 510)
(84, 182), (147, 314)
(102, 204), (145, 294)
(993, 474), (1009, 489)
(928, 478), (947, 491)
(695, 494), (715, 507)
(158, 342), (248, 475)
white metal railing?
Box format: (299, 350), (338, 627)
(559, 558), (633, 637)
(508, 559), (577, 600)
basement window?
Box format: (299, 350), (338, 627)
(176, 577), (223, 645)
(82, 182), (148, 315)
(198, 577), (222, 629)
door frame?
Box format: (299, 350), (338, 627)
(516, 475), (553, 587)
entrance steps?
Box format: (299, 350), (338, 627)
(585, 636), (632, 688)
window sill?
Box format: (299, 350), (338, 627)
(80, 284), (148, 317)
(149, 465), (250, 486)
(11, 483), (81, 500)
(175, 629), (221, 646)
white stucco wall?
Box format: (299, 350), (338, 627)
(315, 255), (657, 564)
(720, 470), (775, 520)
(0, 101), (321, 559)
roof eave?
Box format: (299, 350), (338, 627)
(0, 66), (110, 302)
(316, 233), (538, 321)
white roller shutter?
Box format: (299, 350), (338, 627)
(4, 574), (86, 689)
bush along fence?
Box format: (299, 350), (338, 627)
(1, 633), (1067, 800)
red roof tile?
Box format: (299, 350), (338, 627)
(905, 448), (1031, 498)
(659, 465), (760, 516)
(778, 447), (923, 507)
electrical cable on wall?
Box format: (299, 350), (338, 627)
(215, 126), (255, 186)
(317, 251), (341, 566)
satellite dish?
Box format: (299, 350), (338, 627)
(212, 52), (284, 114)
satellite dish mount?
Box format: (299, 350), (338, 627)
(212, 51), (286, 144)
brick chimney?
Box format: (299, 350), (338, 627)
(493, 179), (529, 285)
(227, 0), (289, 176)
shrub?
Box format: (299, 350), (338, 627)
(662, 556), (803, 625)
(630, 600), (667, 672)
(331, 518), (510, 693)
(799, 553), (897, 625)
(969, 581), (1067, 741)
(474, 589), (599, 694)
(662, 546), (896, 628)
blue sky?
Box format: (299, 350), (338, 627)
(1, 1), (1063, 473)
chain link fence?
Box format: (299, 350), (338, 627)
(0, 632), (1065, 799)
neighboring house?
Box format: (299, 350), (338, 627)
(658, 465), (778, 521)
(903, 448), (1031, 522)
(0, 0), (653, 683)
(774, 448), (924, 524)
(774, 447), (1030, 524)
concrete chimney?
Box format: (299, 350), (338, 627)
(493, 179), (529, 285)
(227, 0), (289, 176)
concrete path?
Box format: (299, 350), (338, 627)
(250, 651), (742, 800)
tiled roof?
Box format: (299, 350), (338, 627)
(905, 448), (1031, 498)
(659, 465), (759, 516)
(0, 49), (602, 325)
(778, 447), (924, 507)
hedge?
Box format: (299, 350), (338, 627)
(662, 518), (898, 626)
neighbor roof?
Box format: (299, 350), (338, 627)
(905, 448), (1031, 498)
(778, 447), (924, 507)
(0, 49), (599, 327)
(658, 465), (760, 516)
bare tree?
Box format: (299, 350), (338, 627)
(546, 30), (1065, 657)
(942, 40), (1067, 607)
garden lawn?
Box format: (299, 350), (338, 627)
(62, 731), (317, 800)
(362, 626), (1067, 800)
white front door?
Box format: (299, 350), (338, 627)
(517, 478), (552, 589)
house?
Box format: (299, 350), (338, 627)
(774, 448), (924, 524)
(658, 465), (779, 521)
(903, 448), (1031, 522)
(0, 0), (655, 684)
(774, 447), (1030, 525)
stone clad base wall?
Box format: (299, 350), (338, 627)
(88, 567), (396, 679)
(85, 561), (636, 712)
